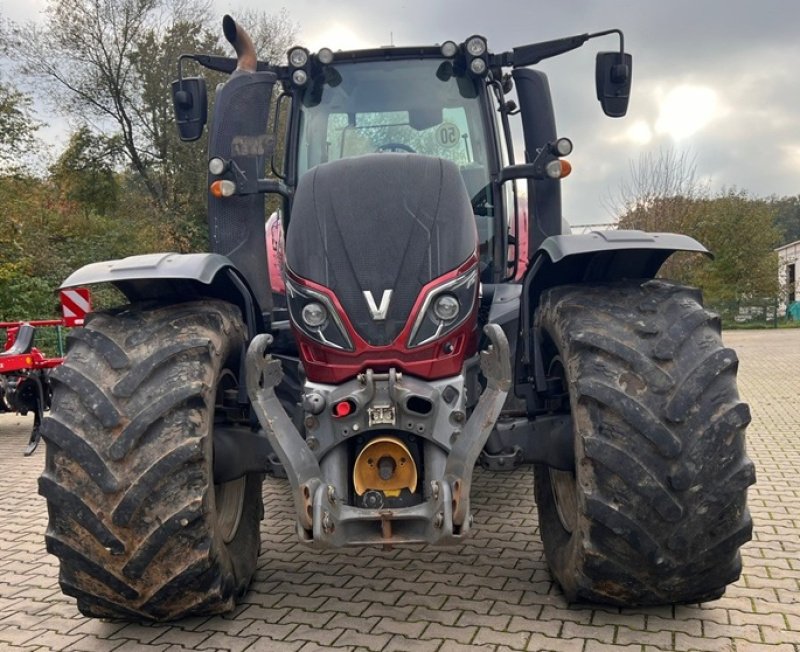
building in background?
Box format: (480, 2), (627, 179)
(777, 240), (800, 318)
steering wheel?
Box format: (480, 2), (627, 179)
(376, 142), (415, 153)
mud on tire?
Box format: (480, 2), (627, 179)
(39, 300), (262, 620)
(534, 280), (755, 606)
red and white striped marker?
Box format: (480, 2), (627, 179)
(60, 288), (92, 327)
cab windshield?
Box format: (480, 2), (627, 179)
(296, 58), (496, 278)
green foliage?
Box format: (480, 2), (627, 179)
(0, 173), (182, 321)
(0, 78), (38, 171)
(50, 127), (121, 216)
(614, 150), (785, 307)
(690, 192), (780, 303)
(770, 195), (800, 246)
(0, 263), (56, 321)
(619, 191), (781, 305)
(0, 6), (300, 322)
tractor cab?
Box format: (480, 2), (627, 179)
(292, 55), (499, 281)
(171, 24), (633, 321)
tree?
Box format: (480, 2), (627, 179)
(50, 127), (121, 216)
(11, 0), (209, 210)
(235, 7), (299, 63)
(688, 192), (780, 304)
(770, 195), (800, 246)
(11, 1), (297, 239)
(609, 147), (708, 233)
(614, 149), (780, 306)
(0, 78), (38, 171)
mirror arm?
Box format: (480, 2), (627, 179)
(588, 28), (625, 57)
(499, 28), (628, 73)
(497, 147), (554, 183)
(588, 28), (629, 81)
(228, 160), (293, 199)
(173, 55), (194, 106)
(256, 179), (293, 199)
(497, 163), (538, 184)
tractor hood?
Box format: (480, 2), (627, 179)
(285, 154), (476, 346)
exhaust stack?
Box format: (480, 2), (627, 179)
(222, 14), (257, 73)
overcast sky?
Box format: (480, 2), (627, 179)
(6, 0), (800, 226)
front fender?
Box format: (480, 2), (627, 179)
(60, 252), (265, 335)
(524, 230), (710, 302)
(537, 230), (710, 266)
(516, 230), (712, 402)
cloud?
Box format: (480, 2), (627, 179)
(655, 85), (720, 141)
(8, 0), (800, 225)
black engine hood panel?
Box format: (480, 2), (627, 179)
(286, 154), (477, 346)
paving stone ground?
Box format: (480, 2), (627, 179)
(1, 328), (798, 651)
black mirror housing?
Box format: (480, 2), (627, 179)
(595, 51), (632, 117)
(171, 77), (208, 141)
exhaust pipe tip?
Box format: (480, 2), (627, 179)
(222, 14), (257, 73)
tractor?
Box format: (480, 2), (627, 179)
(39, 16), (754, 621)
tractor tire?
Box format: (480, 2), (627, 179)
(39, 300), (263, 621)
(533, 280), (755, 606)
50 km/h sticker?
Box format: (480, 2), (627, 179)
(435, 122), (461, 148)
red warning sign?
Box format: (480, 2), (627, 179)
(60, 288), (92, 327)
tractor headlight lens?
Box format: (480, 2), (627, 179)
(433, 294), (459, 321)
(555, 138), (573, 156)
(292, 69), (308, 86)
(317, 47), (334, 64)
(286, 278), (353, 351)
(469, 57), (487, 75)
(302, 302), (328, 328)
(288, 47), (309, 67)
(408, 266), (478, 348)
(465, 36), (487, 57)
(440, 41), (458, 58)
(208, 157), (227, 175)
(545, 159), (565, 179)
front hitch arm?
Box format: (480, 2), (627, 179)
(246, 333), (321, 532)
(445, 323), (512, 527)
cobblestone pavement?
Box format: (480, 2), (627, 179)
(1, 329), (798, 651)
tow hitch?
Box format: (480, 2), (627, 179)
(246, 324), (511, 547)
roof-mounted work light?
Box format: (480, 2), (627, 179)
(464, 35), (489, 77)
(288, 46), (310, 86)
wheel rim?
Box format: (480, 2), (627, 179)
(546, 356), (578, 535)
(213, 370), (246, 544)
(550, 468), (578, 534)
(216, 477), (246, 544)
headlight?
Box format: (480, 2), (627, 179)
(286, 278), (353, 351)
(302, 302), (328, 328)
(465, 36), (487, 57)
(433, 294), (459, 321)
(440, 41), (458, 58)
(292, 69), (309, 86)
(408, 267), (478, 348)
(288, 47), (309, 67)
(469, 57), (487, 75)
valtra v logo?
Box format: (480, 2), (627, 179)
(363, 289), (393, 320)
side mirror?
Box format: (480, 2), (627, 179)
(595, 51), (632, 117)
(171, 77), (208, 141)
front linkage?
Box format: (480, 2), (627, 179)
(246, 324), (511, 547)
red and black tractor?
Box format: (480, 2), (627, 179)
(40, 16), (754, 621)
